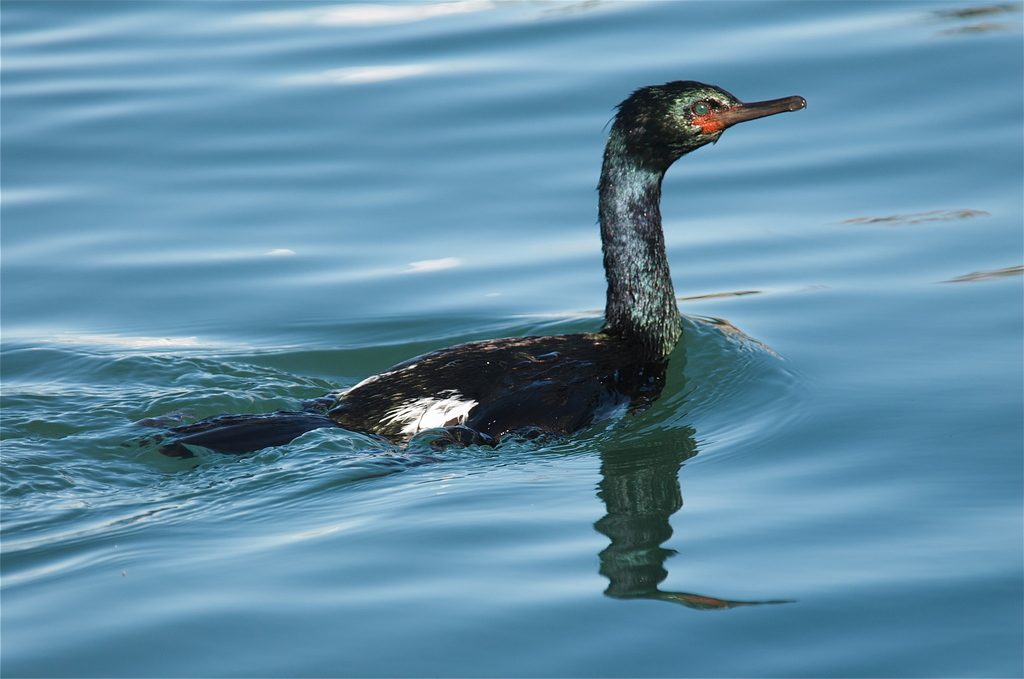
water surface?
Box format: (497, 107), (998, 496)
(2, 2), (1022, 677)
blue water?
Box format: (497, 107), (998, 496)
(3, 1), (1022, 676)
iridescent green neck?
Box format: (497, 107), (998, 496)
(599, 128), (682, 360)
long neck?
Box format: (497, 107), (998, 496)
(599, 129), (682, 360)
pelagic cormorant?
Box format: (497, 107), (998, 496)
(161, 81), (805, 456)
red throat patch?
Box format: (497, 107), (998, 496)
(692, 113), (725, 134)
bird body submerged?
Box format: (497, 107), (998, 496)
(162, 333), (664, 456)
(329, 333), (665, 442)
(160, 81), (805, 456)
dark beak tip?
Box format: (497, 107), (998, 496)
(790, 96), (807, 111)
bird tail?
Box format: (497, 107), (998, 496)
(158, 411), (336, 457)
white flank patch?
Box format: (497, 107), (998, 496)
(263, 248), (296, 257)
(404, 257), (461, 274)
(380, 390), (477, 435)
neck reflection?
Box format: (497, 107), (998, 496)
(594, 355), (789, 610)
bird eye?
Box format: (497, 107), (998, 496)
(692, 101), (710, 116)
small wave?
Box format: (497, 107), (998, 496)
(679, 289), (762, 302)
(618, 315), (803, 465)
(281, 64), (442, 87)
(46, 333), (206, 350)
(236, 1), (494, 28)
(840, 209), (989, 226)
(943, 265), (1023, 283)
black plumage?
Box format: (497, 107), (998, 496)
(328, 334), (666, 441)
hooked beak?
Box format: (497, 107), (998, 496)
(694, 95), (806, 134)
(717, 95), (807, 128)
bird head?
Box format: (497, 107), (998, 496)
(612, 81), (806, 170)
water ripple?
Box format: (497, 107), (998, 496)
(235, 1), (496, 28)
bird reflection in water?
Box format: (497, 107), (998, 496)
(594, 352), (791, 610)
